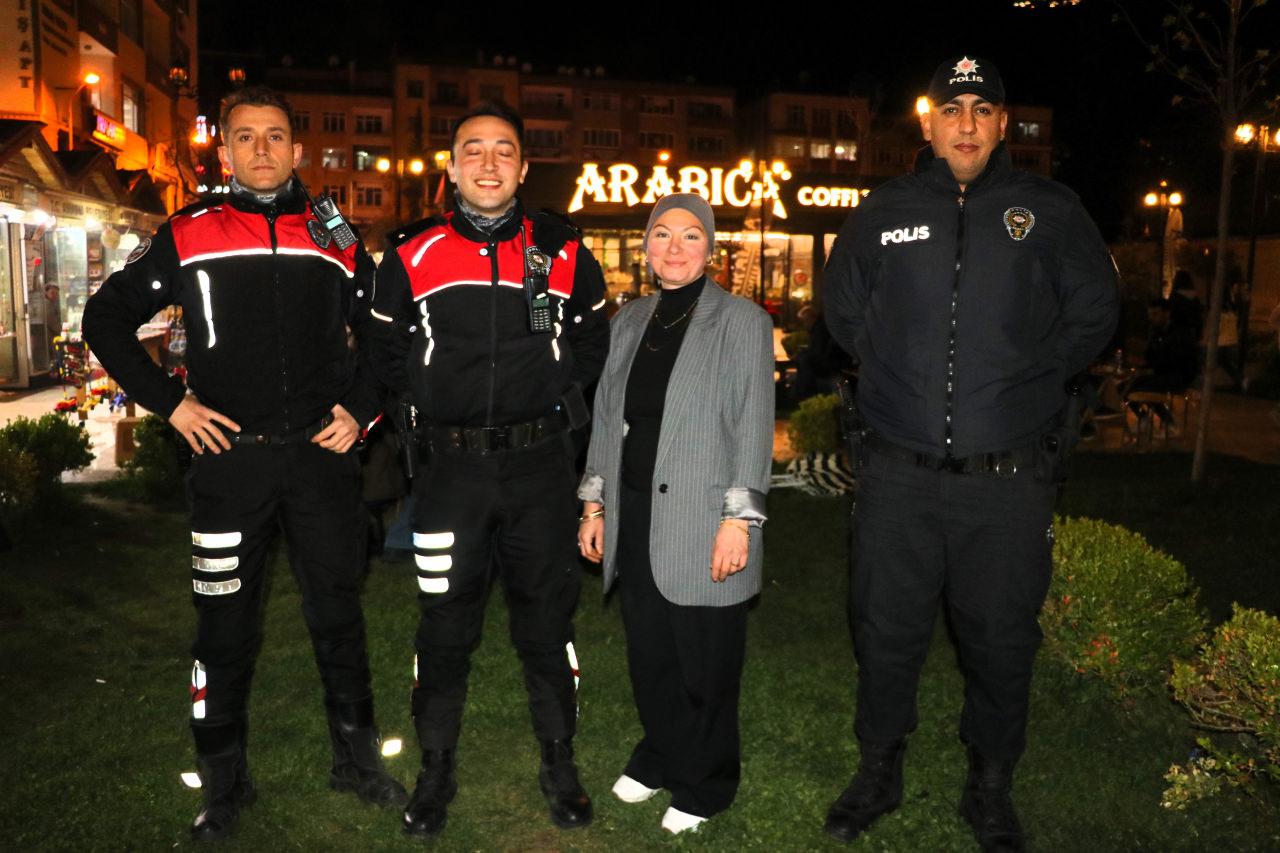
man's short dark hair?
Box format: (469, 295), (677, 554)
(450, 101), (525, 159)
(219, 86), (296, 137)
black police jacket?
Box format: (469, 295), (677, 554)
(824, 144), (1119, 457)
(82, 182), (381, 433)
(369, 201), (610, 428)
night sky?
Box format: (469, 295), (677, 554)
(199, 1), (1278, 240)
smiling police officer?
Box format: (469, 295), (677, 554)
(83, 86), (405, 841)
(369, 102), (609, 838)
(821, 57), (1118, 851)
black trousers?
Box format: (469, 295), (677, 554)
(408, 439), (581, 751)
(186, 443), (372, 732)
(617, 482), (748, 818)
(850, 450), (1056, 761)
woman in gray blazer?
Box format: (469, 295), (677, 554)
(577, 193), (774, 835)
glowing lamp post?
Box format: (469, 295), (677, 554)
(1142, 182), (1184, 295)
(1232, 122), (1279, 386)
(58, 72), (101, 150)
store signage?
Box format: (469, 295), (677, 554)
(0, 179), (16, 203)
(569, 162), (790, 218)
(0, 0), (38, 114)
(796, 185), (869, 208)
(92, 112), (126, 148)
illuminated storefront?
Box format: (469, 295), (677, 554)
(0, 124), (163, 388)
(521, 158), (868, 322)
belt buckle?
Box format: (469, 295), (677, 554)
(993, 456), (1018, 478)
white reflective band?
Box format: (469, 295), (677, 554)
(192, 660), (206, 688)
(558, 249), (569, 260)
(423, 338), (435, 365)
(189, 207), (219, 219)
(275, 246), (355, 278)
(196, 270), (216, 348)
(411, 233), (447, 267)
(193, 555), (238, 573)
(498, 279), (524, 289)
(370, 309), (394, 322)
(566, 641), (581, 705)
(592, 298), (607, 311)
(413, 654), (419, 681)
(192, 531), (241, 549)
(151, 280), (162, 290)
(417, 576), (449, 594)
(422, 306), (434, 366)
(415, 554), (451, 573)
(192, 700), (206, 719)
(180, 248), (274, 266)
(193, 578), (241, 596)
(551, 339), (561, 361)
(413, 532), (455, 550)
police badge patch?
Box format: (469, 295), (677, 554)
(125, 236), (151, 264)
(306, 219), (333, 249)
(1003, 207), (1035, 241)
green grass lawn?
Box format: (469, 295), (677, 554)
(1, 452), (1277, 851)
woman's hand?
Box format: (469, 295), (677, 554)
(710, 519), (750, 582)
(578, 502), (604, 563)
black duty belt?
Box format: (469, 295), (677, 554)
(225, 413), (334, 447)
(422, 411), (567, 454)
(865, 432), (1036, 478)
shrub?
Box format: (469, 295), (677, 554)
(1162, 605), (1280, 809)
(0, 443), (38, 538)
(786, 393), (840, 455)
(1040, 517), (1208, 700)
(0, 414), (93, 492)
(119, 414), (184, 501)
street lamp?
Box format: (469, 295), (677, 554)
(1142, 181), (1184, 295)
(1232, 122), (1280, 387)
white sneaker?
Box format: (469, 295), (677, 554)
(611, 774), (659, 803)
(661, 806), (707, 834)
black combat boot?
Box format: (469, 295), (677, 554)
(823, 738), (906, 842)
(326, 697), (409, 808)
(402, 749), (457, 838)
(539, 739), (593, 829)
(959, 747), (1025, 853)
(190, 720), (255, 842)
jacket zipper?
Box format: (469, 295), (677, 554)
(485, 239), (499, 425)
(944, 194), (966, 459)
(268, 211), (290, 430)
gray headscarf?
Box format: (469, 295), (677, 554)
(644, 193), (716, 262)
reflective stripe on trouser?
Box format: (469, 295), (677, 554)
(186, 441), (373, 728)
(408, 440), (582, 750)
(849, 450), (1056, 761)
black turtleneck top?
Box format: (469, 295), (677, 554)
(621, 275), (707, 491)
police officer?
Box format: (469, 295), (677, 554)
(368, 101), (610, 838)
(83, 86), (405, 841)
(821, 58), (1118, 851)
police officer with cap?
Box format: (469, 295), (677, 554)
(821, 57), (1118, 850)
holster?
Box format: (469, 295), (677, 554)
(1034, 372), (1094, 486)
(835, 374), (868, 475)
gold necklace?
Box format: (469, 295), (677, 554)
(643, 295), (699, 351)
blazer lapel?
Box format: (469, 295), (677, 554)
(654, 281), (725, 473)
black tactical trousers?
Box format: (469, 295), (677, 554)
(850, 450), (1056, 761)
(186, 442), (372, 731)
(408, 439), (582, 750)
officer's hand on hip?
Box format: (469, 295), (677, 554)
(169, 395), (240, 455)
(312, 404), (360, 453)
(710, 519), (750, 582)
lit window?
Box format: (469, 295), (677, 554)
(834, 140), (857, 161)
(121, 81), (141, 133)
(322, 148), (346, 170)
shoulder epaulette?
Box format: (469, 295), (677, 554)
(386, 215), (447, 249)
(531, 209), (582, 256)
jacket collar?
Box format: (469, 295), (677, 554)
(224, 177), (308, 217)
(448, 198), (526, 243)
(912, 142), (1011, 196)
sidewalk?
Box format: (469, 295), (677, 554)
(0, 385), (158, 483)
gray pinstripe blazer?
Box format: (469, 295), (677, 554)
(578, 280), (774, 606)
